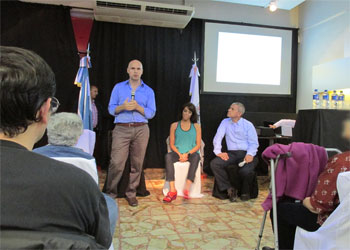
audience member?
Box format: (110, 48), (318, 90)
(106, 59), (156, 207)
(34, 112), (118, 240)
(163, 103), (202, 202)
(264, 117), (350, 250)
(0, 46), (111, 248)
(210, 102), (259, 202)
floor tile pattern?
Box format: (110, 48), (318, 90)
(100, 169), (274, 250)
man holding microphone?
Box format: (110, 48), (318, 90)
(106, 60), (156, 207)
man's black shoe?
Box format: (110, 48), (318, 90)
(126, 197), (138, 207)
(240, 193), (250, 201)
(262, 246), (274, 250)
(227, 187), (238, 202)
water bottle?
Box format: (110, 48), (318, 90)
(312, 89), (319, 109)
(338, 91), (345, 109)
(330, 90), (338, 109)
(322, 90), (329, 109)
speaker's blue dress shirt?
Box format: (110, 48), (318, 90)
(108, 80), (156, 123)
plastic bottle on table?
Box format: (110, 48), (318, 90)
(330, 90), (338, 109)
(322, 90), (329, 109)
(312, 89), (319, 109)
(338, 91), (345, 109)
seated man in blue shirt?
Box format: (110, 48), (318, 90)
(106, 60), (156, 207)
(210, 102), (259, 202)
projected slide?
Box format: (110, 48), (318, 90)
(216, 32), (282, 85)
(204, 22), (293, 95)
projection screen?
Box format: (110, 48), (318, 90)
(203, 21), (293, 95)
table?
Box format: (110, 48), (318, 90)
(292, 109), (350, 152)
(259, 135), (293, 147)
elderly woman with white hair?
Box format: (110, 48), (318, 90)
(34, 112), (118, 246)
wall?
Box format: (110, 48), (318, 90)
(296, 0), (350, 110)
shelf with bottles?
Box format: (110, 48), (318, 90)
(312, 88), (350, 110)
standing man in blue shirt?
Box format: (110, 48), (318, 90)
(210, 102), (259, 202)
(106, 59), (156, 206)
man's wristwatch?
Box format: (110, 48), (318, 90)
(187, 152), (191, 157)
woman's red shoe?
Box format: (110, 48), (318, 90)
(163, 191), (177, 203)
(183, 190), (190, 199)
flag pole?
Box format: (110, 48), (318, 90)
(192, 51), (198, 65)
(189, 51), (200, 123)
(87, 43), (90, 57)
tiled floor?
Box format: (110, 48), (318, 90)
(100, 169), (274, 250)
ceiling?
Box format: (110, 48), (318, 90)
(212, 0), (305, 10)
(21, 0), (306, 11)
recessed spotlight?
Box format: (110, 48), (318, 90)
(269, 1), (277, 12)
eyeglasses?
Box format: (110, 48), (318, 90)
(50, 97), (60, 113)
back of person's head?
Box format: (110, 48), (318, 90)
(182, 102), (198, 123)
(0, 46), (56, 137)
(47, 112), (83, 146)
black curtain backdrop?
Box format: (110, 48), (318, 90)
(1, 1), (80, 147)
(89, 19), (297, 170)
(1, 1), (79, 113)
(89, 19), (203, 170)
(1, 1), (298, 171)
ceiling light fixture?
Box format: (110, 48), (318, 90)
(269, 0), (277, 12)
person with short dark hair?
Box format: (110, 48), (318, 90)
(0, 46), (111, 248)
(163, 103), (202, 202)
(210, 102), (259, 202)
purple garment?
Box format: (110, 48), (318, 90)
(91, 100), (98, 129)
(261, 142), (328, 211)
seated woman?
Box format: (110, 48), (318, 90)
(163, 102), (201, 203)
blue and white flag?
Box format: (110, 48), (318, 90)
(74, 55), (93, 130)
(189, 62), (200, 123)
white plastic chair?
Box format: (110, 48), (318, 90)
(162, 137), (204, 198)
(293, 171), (350, 250)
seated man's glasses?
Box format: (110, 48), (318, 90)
(50, 97), (60, 113)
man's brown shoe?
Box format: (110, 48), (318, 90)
(126, 197), (138, 207)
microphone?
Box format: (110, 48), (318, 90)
(238, 160), (246, 167)
(131, 91), (135, 100)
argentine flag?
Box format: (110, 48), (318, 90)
(74, 55), (93, 130)
(189, 61), (200, 123)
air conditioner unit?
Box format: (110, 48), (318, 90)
(94, 0), (195, 29)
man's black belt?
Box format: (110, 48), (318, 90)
(116, 122), (147, 127)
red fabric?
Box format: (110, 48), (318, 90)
(261, 143), (328, 211)
(310, 151), (350, 225)
(71, 17), (93, 56)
